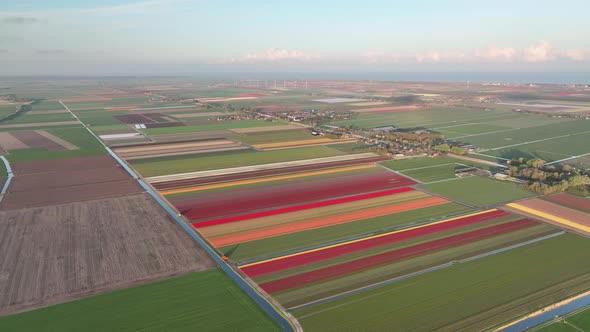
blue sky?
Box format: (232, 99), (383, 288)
(1, 0), (590, 75)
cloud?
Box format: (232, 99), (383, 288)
(474, 46), (517, 62)
(231, 48), (320, 63)
(0, 16), (41, 25)
(559, 48), (589, 61)
(0, 49), (7, 53)
(522, 40), (555, 62)
(363, 41), (589, 65)
(36, 49), (67, 55)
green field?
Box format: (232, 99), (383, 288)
(223, 203), (469, 262)
(0, 112), (74, 125)
(456, 120), (590, 149)
(380, 156), (500, 182)
(435, 123), (510, 138)
(142, 120), (283, 135)
(132, 146), (346, 177)
(330, 106), (571, 131)
(0, 269), (279, 332)
(30, 101), (64, 111)
(419, 176), (535, 207)
(6, 127), (106, 162)
(75, 110), (128, 126)
(64, 97), (150, 110)
(89, 124), (136, 134)
(480, 131), (590, 162)
(0, 105), (19, 119)
(401, 163), (469, 182)
(232, 130), (314, 145)
(330, 107), (523, 129)
(535, 305), (590, 332)
(0, 158), (7, 176)
(295, 234), (590, 332)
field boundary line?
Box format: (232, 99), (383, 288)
(431, 122), (480, 129)
(422, 176), (472, 185)
(414, 186), (478, 209)
(59, 100), (301, 332)
(0, 156), (14, 204)
(396, 162), (458, 172)
(546, 152), (590, 165)
(450, 127), (521, 140)
(479, 129), (590, 152)
(289, 231), (565, 314)
(469, 152), (510, 161)
(375, 163), (423, 184)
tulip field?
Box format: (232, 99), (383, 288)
(93, 84), (590, 332)
(131, 117), (590, 331)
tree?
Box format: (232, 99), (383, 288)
(434, 144), (450, 152)
(450, 147), (467, 155)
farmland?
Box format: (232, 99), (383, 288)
(0, 194), (214, 315)
(294, 234), (590, 332)
(505, 197), (590, 236)
(0, 270), (279, 332)
(2, 78), (590, 331)
(535, 306), (590, 332)
(419, 175), (535, 207)
(132, 146), (346, 176)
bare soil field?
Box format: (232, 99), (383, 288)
(545, 193), (590, 212)
(0, 179), (142, 210)
(505, 199), (590, 236)
(113, 114), (154, 124)
(0, 193), (215, 316)
(143, 122), (186, 128)
(12, 130), (78, 151)
(0, 132), (29, 150)
(11, 155), (117, 175)
(35, 130), (79, 150)
(113, 139), (244, 159)
(8, 166), (130, 192)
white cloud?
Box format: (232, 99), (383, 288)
(232, 48), (320, 63)
(522, 40), (555, 62)
(474, 46), (517, 62)
(363, 41), (589, 65)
